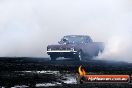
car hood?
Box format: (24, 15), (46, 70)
(47, 44), (77, 49)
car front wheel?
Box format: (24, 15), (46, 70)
(50, 55), (57, 61)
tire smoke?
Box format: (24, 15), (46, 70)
(97, 31), (132, 62)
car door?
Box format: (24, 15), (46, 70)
(83, 37), (94, 57)
(80, 37), (90, 56)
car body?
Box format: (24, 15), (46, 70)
(47, 35), (104, 61)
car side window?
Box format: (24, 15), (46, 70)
(84, 38), (88, 43)
(85, 37), (92, 43)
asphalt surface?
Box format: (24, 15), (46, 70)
(0, 57), (132, 88)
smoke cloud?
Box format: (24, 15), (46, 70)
(98, 30), (132, 62)
(0, 0), (132, 62)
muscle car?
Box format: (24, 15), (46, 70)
(47, 35), (104, 61)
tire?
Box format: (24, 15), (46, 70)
(76, 50), (83, 61)
(95, 50), (103, 56)
(50, 55), (57, 61)
(95, 50), (99, 56)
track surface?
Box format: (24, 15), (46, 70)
(0, 57), (132, 88)
(1, 57), (132, 73)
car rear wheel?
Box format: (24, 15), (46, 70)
(95, 50), (99, 56)
(95, 50), (102, 56)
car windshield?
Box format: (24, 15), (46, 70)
(62, 36), (85, 44)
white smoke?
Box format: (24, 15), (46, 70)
(0, 0), (132, 62)
(98, 31), (132, 62)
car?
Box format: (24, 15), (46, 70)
(47, 35), (104, 61)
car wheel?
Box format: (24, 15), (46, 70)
(95, 50), (99, 56)
(76, 50), (83, 61)
(50, 55), (57, 61)
(95, 49), (103, 56)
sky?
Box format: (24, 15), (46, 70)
(0, 0), (132, 61)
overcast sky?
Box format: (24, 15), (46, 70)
(0, 0), (132, 59)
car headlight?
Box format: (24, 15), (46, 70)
(47, 48), (51, 51)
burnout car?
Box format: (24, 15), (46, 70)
(47, 35), (104, 61)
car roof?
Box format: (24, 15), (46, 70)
(64, 35), (90, 38)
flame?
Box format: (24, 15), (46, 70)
(78, 65), (86, 76)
